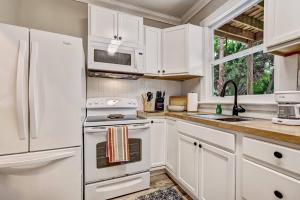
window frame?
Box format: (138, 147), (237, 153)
(200, 0), (278, 105)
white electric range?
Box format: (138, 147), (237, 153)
(84, 97), (151, 200)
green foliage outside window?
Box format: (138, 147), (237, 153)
(213, 36), (274, 96)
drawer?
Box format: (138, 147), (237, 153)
(242, 159), (300, 200)
(176, 121), (235, 151)
(85, 172), (150, 200)
(243, 137), (300, 175)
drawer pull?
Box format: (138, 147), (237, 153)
(274, 151), (283, 159)
(194, 142), (197, 146)
(274, 190), (283, 199)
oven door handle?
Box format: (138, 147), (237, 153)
(85, 123), (150, 133)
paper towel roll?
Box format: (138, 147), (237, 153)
(187, 93), (198, 112)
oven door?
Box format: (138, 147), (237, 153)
(88, 42), (143, 74)
(84, 123), (150, 183)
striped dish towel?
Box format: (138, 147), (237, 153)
(107, 126), (130, 163)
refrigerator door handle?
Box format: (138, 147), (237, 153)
(16, 40), (28, 140)
(29, 42), (39, 139)
(0, 151), (75, 170)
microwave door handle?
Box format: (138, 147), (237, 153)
(29, 42), (39, 139)
(16, 40), (28, 140)
(134, 50), (138, 70)
(295, 104), (300, 118)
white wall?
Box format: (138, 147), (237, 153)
(0, 0), (18, 25)
(87, 78), (182, 110)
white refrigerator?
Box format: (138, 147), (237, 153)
(0, 23), (85, 200)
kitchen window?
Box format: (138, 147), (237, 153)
(212, 0), (274, 97)
(200, 0), (278, 104)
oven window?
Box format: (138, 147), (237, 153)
(94, 49), (132, 66)
(96, 139), (142, 168)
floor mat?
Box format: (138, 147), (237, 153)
(136, 187), (183, 200)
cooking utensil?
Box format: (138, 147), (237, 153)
(146, 92), (153, 102)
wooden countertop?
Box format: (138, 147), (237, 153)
(138, 111), (300, 145)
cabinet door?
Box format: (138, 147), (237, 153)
(166, 119), (177, 175)
(265, 0), (300, 47)
(89, 5), (118, 40)
(162, 25), (187, 74)
(178, 134), (198, 197)
(242, 159), (300, 200)
(150, 119), (166, 168)
(144, 26), (162, 75)
(199, 143), (235, 200)
(118, 13), (143, 46)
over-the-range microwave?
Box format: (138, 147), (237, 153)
(88, 41), (145, 76)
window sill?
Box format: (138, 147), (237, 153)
(199, 101), (277, 106)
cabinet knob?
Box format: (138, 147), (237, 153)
(119, 36), (122, 40)
(158, 70), (160, 73)
(162, 70), (165, 73)
(194, 142), (197, 146)
(151, 120), (154, 124)
(274, 151), (283, 159)
(274, 190), (283, 199)
(114, 35), (117, 39)
(199, 144), (202, 148)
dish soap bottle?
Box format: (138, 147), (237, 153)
(216, 104), (222, 115)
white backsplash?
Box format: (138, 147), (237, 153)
(87, 77), (183, 110)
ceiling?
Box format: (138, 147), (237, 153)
(116, 0), (199, 18)
(79, 0), (213, 25)
(216, 1), (264, 44)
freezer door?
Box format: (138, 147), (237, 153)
(29, 29), (84, 151)
(0, 23), (29, 155)
(0, 147), (82, 200)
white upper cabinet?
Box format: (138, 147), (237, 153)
(144, 26), (162, 75)
(265, 0), (300, 56)
(118, 12), (143, 46)
(89, 5), (143, 47)
(162, 24), (204, 75)
(89, 6), (118, 41)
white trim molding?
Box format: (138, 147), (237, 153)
(75, 0), (212, 25)
(181, 0), (212, 23)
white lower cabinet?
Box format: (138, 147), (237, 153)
(200, 143), (235, 200)
(163, 120), (300, 200)
(242, 159), (300, 200)
(178, 134), (199, 197)
(177, 133), (235, 200)
(150, 119), (166, 168)
(166, 119), (178, 175)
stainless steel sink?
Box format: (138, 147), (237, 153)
(189, 114), (252, 122)
(215, 118), (251, 122)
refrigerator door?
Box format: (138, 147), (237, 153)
(29, 30), (84, 151)
(0, 147), (82, 200)
(0, 23), (29, 155)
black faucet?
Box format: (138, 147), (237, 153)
(220, 80), (245, 116)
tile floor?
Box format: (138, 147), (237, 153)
(112, 173), (192, 200)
